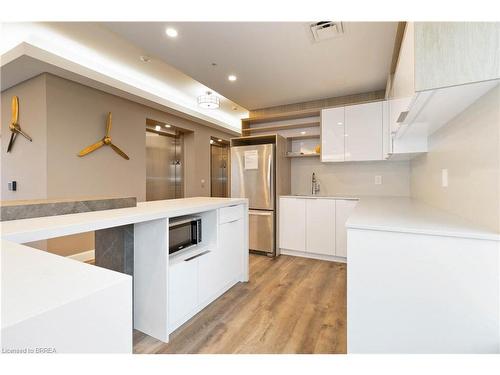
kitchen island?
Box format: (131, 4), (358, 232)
(1, 197), (249, 352)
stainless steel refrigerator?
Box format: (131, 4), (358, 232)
(231, 144), (275, 256)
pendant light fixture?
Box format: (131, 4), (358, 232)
(197, 91), (220, 109)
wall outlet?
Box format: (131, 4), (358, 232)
(374, 175), (382, 185)
(441, 169), (448, 187)
(7, 181), (17, 191)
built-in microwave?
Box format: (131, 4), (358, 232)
(168, 216), (202, 255)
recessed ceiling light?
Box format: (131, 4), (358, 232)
(337, 122), (343, 125)
(139, 55), (151, 62)
(300, 131), (306, 135)
(165, 27), (178, 38)
(164, 124), (171, 128)
(210, 139), (214, 144)
(155, 125), (161, 131)
(218, 139), (222, 142)
(228, 75), (237, 82)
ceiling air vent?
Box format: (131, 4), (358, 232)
(310, 21), (344, 42)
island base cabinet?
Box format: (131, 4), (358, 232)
(219, 219), (244, 284)
(168, 211), (245, 335)
(198, 218), (244, 307)
(168, 257), (199, 332)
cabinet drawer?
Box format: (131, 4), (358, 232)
(219, 204), (244, 224)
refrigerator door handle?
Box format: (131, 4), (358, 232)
(249, 211), (273, 216)
(267, 154), (272, 194)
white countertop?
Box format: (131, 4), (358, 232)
(1, 197), (247, 336)
(1, 240), (131, 329)
(280, 195), (500, 241)
(280, 194), (359, 200)
(346, 196), (500, 241)
(1, 197), (248, 243)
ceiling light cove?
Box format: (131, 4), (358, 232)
(165, 27), (178, 38)
(228, 75), (237, 82)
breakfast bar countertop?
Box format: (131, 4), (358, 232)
(0, 197), (248, 244)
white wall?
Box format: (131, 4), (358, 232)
(291, 158), (410, 197)
(411, 85), (500, 233)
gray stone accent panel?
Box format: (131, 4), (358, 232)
(0, 197), (136, 221)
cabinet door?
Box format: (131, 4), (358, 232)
(219, 219), (244, 285)
(345, 101), (383, 161)
(199, 219), (243, 306)
(321, 107), (345, 162)
(279, 198), (306, 251)
(168, 257), (198, 330)
(335, 200), (358, 258)
(306, 199), (335, 256)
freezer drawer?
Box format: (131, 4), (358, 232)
(249, 210), (274, 254)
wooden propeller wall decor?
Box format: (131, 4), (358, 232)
(78, 112), (130, 160)
(7, 96), (33, 153)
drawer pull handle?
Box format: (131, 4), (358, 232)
(184, 250), (211, 262)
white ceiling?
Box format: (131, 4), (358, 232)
(103, 22), (398, 110)
(1, 23), (247, 132)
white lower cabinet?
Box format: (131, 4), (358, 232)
(335, 200), (358, 258)
(280, 197), (357, 259)
(199, 218), (243, 306)
(279, 198), (306, 251)
(168, 255), (199, 330)
(219, 219), (244, 284)
(168, 208), (245, 334)
(305, 199), (335, 256)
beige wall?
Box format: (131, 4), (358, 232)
(291, 158), (410, 197)
(1, 73), (236, 256)
(45, 74), (147, 201)
(1, 75), (48, 201)
(411, 85), (500, 233)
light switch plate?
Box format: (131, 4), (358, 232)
(441, 169), (448, 187)
(374, 175), (382, 185)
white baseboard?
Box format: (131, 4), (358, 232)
(280, 249), (347, 263)
(67, 249), (95, 263)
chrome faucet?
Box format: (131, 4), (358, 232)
(312, 172), (320, 195)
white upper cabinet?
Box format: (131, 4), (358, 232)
(321, 106), (345, 162)
(305, 199), (335, 256)
(345, 101), (384, 161)
(414, 22), (500, 92)
(321, 102), (384, 162)
(388, 22), (499, 146)
(279, 198), (306, 252)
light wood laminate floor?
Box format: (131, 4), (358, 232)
(133, 254), (347, 354)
